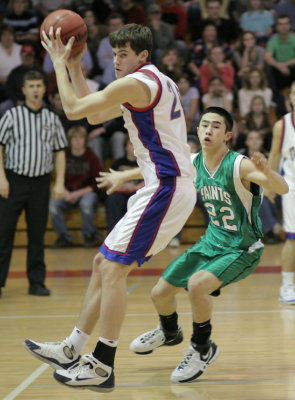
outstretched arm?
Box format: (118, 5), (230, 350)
(96, 168), (143, 195)
(240, 152), (288, 195)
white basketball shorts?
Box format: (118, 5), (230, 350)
(100, 176), (196, 266)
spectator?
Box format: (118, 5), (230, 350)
(275, 0), (295, 31)
(238, 67), (273, 117)
(95, 13), (124, 87)
(112, 0), (146, 25)
(236, 95), (273, 151)
(0, 25), (22, 102)
(237, 130), (283, 244)
(104, 138), (144, 233)
(199, 45), (235, 93)
(233, 31), (265, 82)
(176, 74), (200, 133)
(202, 76), (233, 113)
(188, 23), (232, 84)
(3, 0), (40, 46)
(160, 0), (187, 41)
(147, 3), (174, 65)
(264, 14), (295, 97)
(240, 0), (274, 44)
(0, 70), (67, 297)
(0, 44), (45, 116)
(191, 0), (240, 43)
(50, 126), (102, 248)
(158, 46), (184, 82)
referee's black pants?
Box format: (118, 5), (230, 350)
(0, 170), (50, 288)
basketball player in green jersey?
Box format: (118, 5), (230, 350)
(128, 107), (289, 383)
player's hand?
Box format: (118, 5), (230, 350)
(41, 26), (75, 64)
(66, 43), (87, 69)
(96, 169), (124, 195)
(251, 152), (271, 175)
(0, 177), (9, 199)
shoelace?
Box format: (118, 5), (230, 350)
(177, 350), (194, 370)
(140, 328), (162, 343)
(68, 357), (93, 375)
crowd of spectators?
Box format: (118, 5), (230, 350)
(1, 0), (293, 246)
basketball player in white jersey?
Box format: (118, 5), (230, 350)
(23, 24), (196, 392)
(269, 81), (295, 304)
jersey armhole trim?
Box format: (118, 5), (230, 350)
(279, 116), (285, 152)
(122, 70), (162, 112)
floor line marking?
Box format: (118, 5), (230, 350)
(1, 308), (295, 320)
(3, 363), (49, 400)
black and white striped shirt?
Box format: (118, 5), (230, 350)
(0, 105), (67, 177)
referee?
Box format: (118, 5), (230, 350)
(0, 70), (67, 297)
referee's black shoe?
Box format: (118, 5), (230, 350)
(28, 284), (51, 296)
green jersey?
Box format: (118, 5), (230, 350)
(193, 150), (263, 250)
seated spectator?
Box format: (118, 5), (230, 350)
(233, 31), (265, 83)
(95, 13), (124, 87)
(147, 3), (175, 65)
(202, 76), (233, 113)
(236, 95), (273, 151)
(0, 25), (22, 102)
(0, 44), (45, 116)
(50, 126), (103, 248)
(191, 0), (240, 43)
(188, 23), (232, 84)
(3, 0), (40, 46)
(237, 130), (283, 243)
(82, 8), (108, 75)
(87, 116), (127, 166)
(240, 0), (274, 45)
(176, 74), (200, 133)
(238, 67), (273, 117)
(199, 45), (235, 93)
(274, 0), (295, 31)
(264, 14), (295, 98)
(104, 138), (144, 233)
(160, 0), (187, 41)
(158, 47), (184, 82)
(112, 0), (146, 25)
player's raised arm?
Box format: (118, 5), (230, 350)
(240, 152), (289, 195)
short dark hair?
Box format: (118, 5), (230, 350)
(109, 24), (153, 61)
(199, 106), (233, 132)
(22, 70), (46, 86)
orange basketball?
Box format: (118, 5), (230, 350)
(40, 9), (87, 56)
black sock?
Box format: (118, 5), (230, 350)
(92, 341), (117, 367)
(191, 320), (212, 350)
(159, 312), (179, 333)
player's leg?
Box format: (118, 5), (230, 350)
(279, 190), (295, 304)
(24, 252), (105, 369)
(130, 277), (183, 354)
(53, 257), (134, 392)
(171, 270), (221, 383)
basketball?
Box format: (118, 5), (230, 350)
(40, 9), (87, 56)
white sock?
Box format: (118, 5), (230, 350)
(69, 326), (89, 354)
(282, 272), (294, 287)
(99, 336), (118, 348)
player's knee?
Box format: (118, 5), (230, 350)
(187, 272), (208, 296)
(92, 253), (104, 273)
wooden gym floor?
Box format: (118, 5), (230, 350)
(1, 243), (295, 400)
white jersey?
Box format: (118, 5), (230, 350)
(121, 63), (194, 186)
(280, 112), (295, 189)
